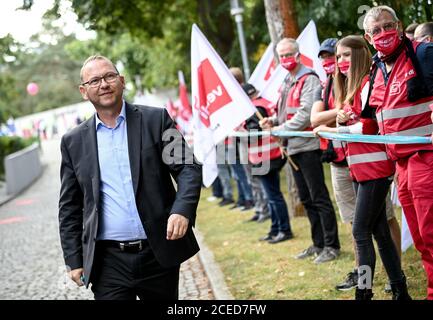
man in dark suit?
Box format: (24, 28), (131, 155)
(59, 55), (202, 300)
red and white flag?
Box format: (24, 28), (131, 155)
(178, 70), (192, 122)
(191, 24), (256, 186)
(165, 98), (177, 120)
(259, 65), (289, 104)
(248, 43), (277, 93)
(297, 20), (326, 82)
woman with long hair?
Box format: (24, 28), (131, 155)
(314, 35), (410, 300)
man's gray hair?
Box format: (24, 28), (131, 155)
(80, 55), (119, 82)
(276, 38), (299, 53)
(363, 5), (399, 31)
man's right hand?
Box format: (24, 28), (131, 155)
(69, 268), (84, 287)
(259, 117), (274, 130)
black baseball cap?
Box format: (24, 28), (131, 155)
(318, 38), (338, 57)
(242, 83), (257, 97)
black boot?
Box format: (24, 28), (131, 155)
(355, 288), (374, 300)
(391, 277), (412, 300)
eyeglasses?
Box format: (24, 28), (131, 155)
(81, 72), (119, 87)
(279, 52), (298, 59)
(367, 21), (397, 37)
(415, 34), (429, 42)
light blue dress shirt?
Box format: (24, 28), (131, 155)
(95, 101), (146, 241)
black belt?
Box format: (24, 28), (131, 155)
(98, 239), (148, 253)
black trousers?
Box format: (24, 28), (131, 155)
(90, 241), (180, 300)
(353, 178), (404, 286)
(291, 150), (340, 249)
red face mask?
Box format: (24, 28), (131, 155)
(321, 57), (336, 75)
(373, 29), (401, 56)
(338, 61), (350, 75)
(280, 56), (298, 71)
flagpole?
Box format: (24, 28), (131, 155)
(230, 0), (251, 79)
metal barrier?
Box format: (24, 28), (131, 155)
(4, 143), (42, 195)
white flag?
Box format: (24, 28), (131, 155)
(390, 182), (413, 252)
(191, 24), (256, 187)
(297, 20), (326, 82)
(248, 43), (277, 93)
(259, 65), (289, 104)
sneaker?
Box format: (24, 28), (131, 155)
(336, 270), (358, 291)
(295, 245), (323, 259)
(313, 247), (340, 264)
(384, 282), (392, 294)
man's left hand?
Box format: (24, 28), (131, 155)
(166, 214), (189, 240)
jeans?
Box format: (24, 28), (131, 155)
(217, 163), (233, 200)
(259, 168), (292, 235)
(353, 177), (405, 287)
(291, 150), (340, 249)
(211, 176), (223, 198)
(231, 163), (253, 202)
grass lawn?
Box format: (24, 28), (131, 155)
(195, 163), (427, 300)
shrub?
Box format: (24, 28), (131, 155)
(0, 136), (38, 180)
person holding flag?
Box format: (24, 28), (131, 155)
(260, 38), (340, 264)
(243, 83), (293, 243)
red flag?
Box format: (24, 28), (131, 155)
(178, 70), (192, 121)
(165, 98), (177, 120)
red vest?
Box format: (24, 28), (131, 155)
(248, 97), (282, 164)
(319, 78), (346, 164)
(369, 42), (433, 160)
(285, 73), (314, 131)
(345, 77), (395, 182)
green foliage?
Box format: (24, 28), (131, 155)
(14, 0), (433, 102)
(0, 136), (38, 179)
(294, 0), (433, 40)
(0, 21), (83, 122)
(48, 0), (269, 90)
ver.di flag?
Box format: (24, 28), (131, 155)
(191, 24), (256, 186)
(259, 64), (289, 104)
(248, 20), (325, 101)
(248, 43), (277, 94)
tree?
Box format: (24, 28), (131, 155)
(0, 35), (20, 124)
(39, 0), (270, 90)
(264, 0), (299, 45)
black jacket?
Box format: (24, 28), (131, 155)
(58, 102), (202, 286)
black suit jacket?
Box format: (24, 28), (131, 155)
(59, 102), (202, 286)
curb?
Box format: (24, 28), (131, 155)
(194, 228), (234, 300)
(0, 164), (46, 207)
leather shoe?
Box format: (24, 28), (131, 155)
(259, 234), (275, 241)
(268, 231), (293, 244)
